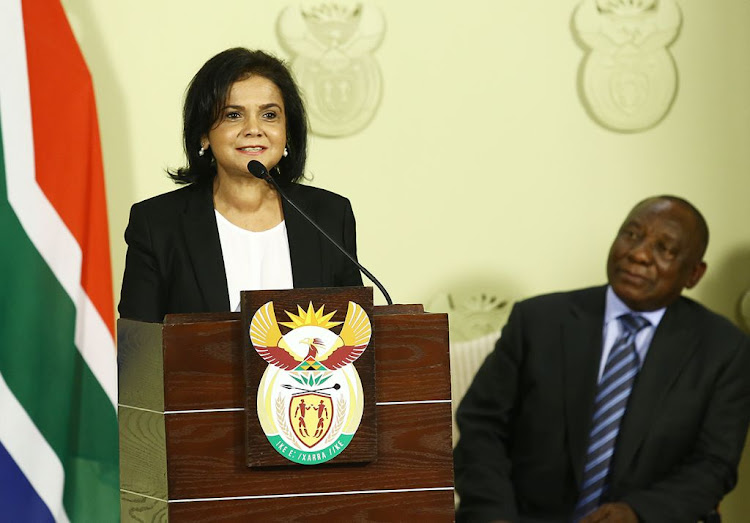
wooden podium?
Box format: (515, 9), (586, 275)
(117, 297), (454, 521)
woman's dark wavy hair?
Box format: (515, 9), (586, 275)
(168, 48), (307, 186)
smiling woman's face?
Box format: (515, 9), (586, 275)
(205, 75), (287, 180)
(606, 198), (707, 311)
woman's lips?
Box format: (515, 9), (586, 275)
(237, 146), (266, 155)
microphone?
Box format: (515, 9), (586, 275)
(248, 160), (393, 305)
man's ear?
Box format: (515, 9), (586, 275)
(685, 261), (707, 289)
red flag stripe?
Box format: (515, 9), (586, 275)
(21, 0), (114, 335)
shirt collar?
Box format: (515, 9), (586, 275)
(605, 285), (666, 329)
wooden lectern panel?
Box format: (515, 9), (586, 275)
(170, 490), (451, 521)
(164, 403), (451, 499)
(118, 300), (454, 522)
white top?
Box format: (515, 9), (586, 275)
(215, 210), (294, 312)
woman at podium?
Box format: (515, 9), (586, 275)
(118, 48), (363, 323)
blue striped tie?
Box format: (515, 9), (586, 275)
(573, 313), (650, 520)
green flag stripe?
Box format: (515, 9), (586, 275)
(0, 107), (119, 520)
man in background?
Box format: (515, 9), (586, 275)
(454, 195), (750, 522)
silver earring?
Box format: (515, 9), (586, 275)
(198, 144), (205, 157)
(283, 147), (288, 158)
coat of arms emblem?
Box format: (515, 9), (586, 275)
(250, 300), (371, 464)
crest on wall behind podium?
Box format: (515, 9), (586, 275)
(572, 0), (682, 132)
(276, 1), (386, 137)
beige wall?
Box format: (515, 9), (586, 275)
(62, 0), (750, 517)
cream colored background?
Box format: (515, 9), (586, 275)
(60, 0), (750, 517)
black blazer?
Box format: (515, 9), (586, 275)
(118, 180), (363, 323)
(454, 286), (750, 523)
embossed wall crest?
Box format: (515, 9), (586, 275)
(573, 0), (682, 132)
(277, 2), (386, 137)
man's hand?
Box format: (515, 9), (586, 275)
(580, 502), (639, 523)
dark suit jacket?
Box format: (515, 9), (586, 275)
(118, 180), (363, 323)
(454, 286), (750, 523)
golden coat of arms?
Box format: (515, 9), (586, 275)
(250, 301), (371, 464)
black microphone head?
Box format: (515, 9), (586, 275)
(247, 160), (268, 180)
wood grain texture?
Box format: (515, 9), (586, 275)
(162, 299), (424, 324)
(118, 319), (165, 411)
(119, 407), (167, 499)
(154, 311), (450, 411)
(168, 489), (454, 522)
(165, 403), (453, 499)
(120, 490), (168, 523)
(373, 313), (451, 403)
(374, 303), (425, 315)
(164, 312), (237, 324)
(163, 320), (244, 410)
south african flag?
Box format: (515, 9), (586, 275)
(0, 0), (119, 520)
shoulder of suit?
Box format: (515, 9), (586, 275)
(284, 182), (352, 208)
(517, 285), (604, 310)
(671, 295), (749, 341)
(130, 181), (204, 213)
(503, 286), (605, 327)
